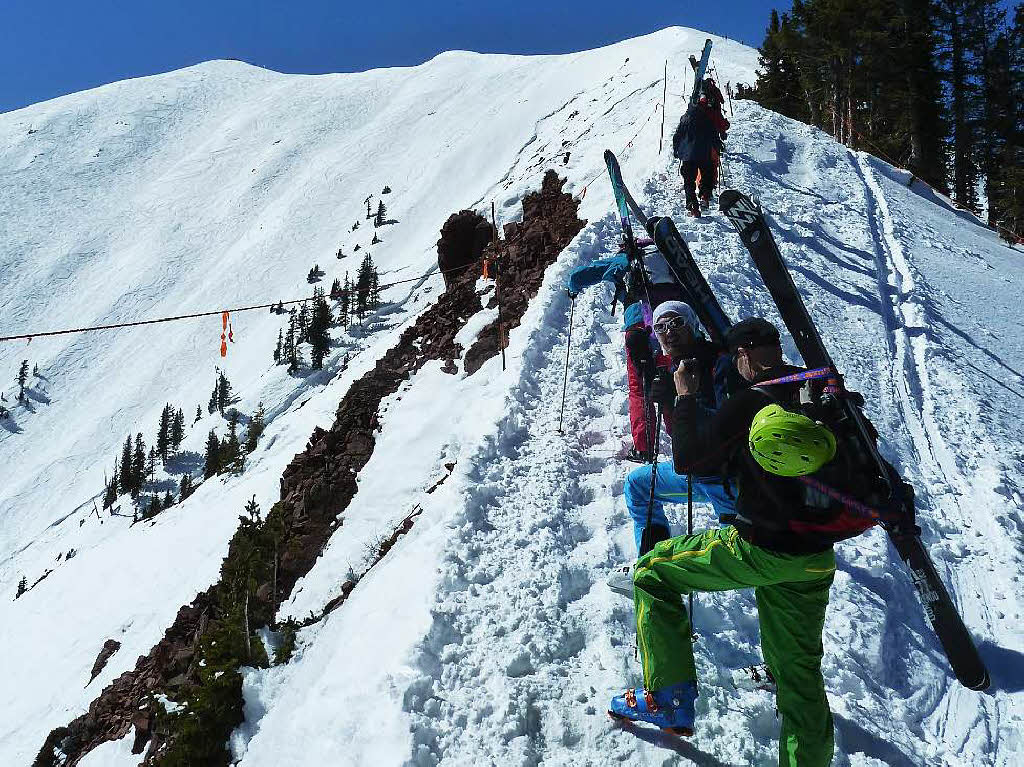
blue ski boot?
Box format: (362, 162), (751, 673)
(608, 681), (697, 736)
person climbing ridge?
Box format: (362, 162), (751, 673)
(620, 300), (735, 552)
(609, 317), (861, 767)
(672, 78), (730, 216)
(565, 242), (689, 461)
(605, 300), (736, 598)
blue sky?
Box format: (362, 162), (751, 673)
(0, 1), (786, 113)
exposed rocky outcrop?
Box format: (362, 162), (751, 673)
(436, 210), (493, 287)
(464, 171), (586, 374)
(37, 171), (585, 767)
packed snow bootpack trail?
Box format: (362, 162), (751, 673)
(2, 27), (1022, 767)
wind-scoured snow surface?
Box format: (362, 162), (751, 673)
(2, 27), (1022, 767)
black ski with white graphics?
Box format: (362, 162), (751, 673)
(651, 217), (730, 346)
(719, 188), (990, 691)
(604, 150), (731, 346)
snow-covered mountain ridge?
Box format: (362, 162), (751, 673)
(2, 27), (1022, 767)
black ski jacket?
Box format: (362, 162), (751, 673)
(672, 103), (723, 167)
(671, 364), (835, 554)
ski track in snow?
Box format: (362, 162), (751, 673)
(399, 214), (777, 767)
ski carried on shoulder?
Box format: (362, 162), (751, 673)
(718, 189), (990, 691)
(689, 39), (713, 105)
(604, 150), (731, 345)
(651, 217), (730, 345)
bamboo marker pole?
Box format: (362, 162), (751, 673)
(491, 201), (506, 371)
(659, 59), (668, 153)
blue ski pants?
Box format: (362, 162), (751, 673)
(624, 461), (736, 553)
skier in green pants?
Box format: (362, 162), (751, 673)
(610, 317), (856, 767)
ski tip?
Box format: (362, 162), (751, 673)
(962, 668), (991, 692)
(717, 189), (743, 210)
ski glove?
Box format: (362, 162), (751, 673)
(649, 370), (677, 409)
(624, 326), (654, 370)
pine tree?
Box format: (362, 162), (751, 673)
(382, 185), (391, 194)
(179, 472), (194, 501)
(224, 410), (242, 473)
(297, 301), (310, 343)
(374, 200), (387, 227)
(352, 220), (360, 231)
(103, 464), (119, 509)
(157, 404), (172, 462)
(218, 372), (230, 412)
(743, 0), (950, 192)
(339, 272), (351, 328)
(284, 309), (301, 374)
(119, 436), (134, 496)
(245, 402), (266, 454)
(17, 360), (29, 402)
(935, 0), (982, 210)
(203, 430), (221, 479)
(163, 490), (175, 509)
(132, 434), (146, 497)
(336, 247), (345, 259)
(210, 371), (233, 413)
(308, 296), (333, 370)
(194, 405), (202, 425)
(371, 232), (381, 245)
(170, 408), (185, 452)
(274, 329), (283, 364)
(143, 494), (161, 520)
(16, 576), (27, 598)
(365, 195), (374, 219)
(369, 261), (381, 310)
(146, 447), (157, 482)
(355, 252), (376, 321)
(330, 278), (342, 299)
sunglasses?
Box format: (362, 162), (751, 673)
(653, 316), (691, 335)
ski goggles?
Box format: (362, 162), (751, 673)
(652, 316), (691, 335)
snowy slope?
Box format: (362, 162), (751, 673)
(3, 26), (1023, 767)
(223, 107), (1024, 767)
(0, 27), (756, 765)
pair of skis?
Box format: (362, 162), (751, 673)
(603, 150), (990, 691)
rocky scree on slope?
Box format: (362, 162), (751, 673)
(34, 170), (584, 767)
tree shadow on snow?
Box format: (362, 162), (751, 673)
(786, 261), (882, 316)
(164, 451), (204, 476)
(930, 314), (1024, 387)
(26, 388), (51, 405)
(834, 713), (918, 767)
(978, 641), (1024, 693)
(0, 416), (23, 434)
(863, 156), (998, 238)
(726, 151), (830, 203)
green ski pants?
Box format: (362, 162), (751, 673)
(633, 526), (837, 767)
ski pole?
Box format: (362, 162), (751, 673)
(639, 403), (662, 556)
(557, 295), (576, 434)
(688, 472), (696, 637)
